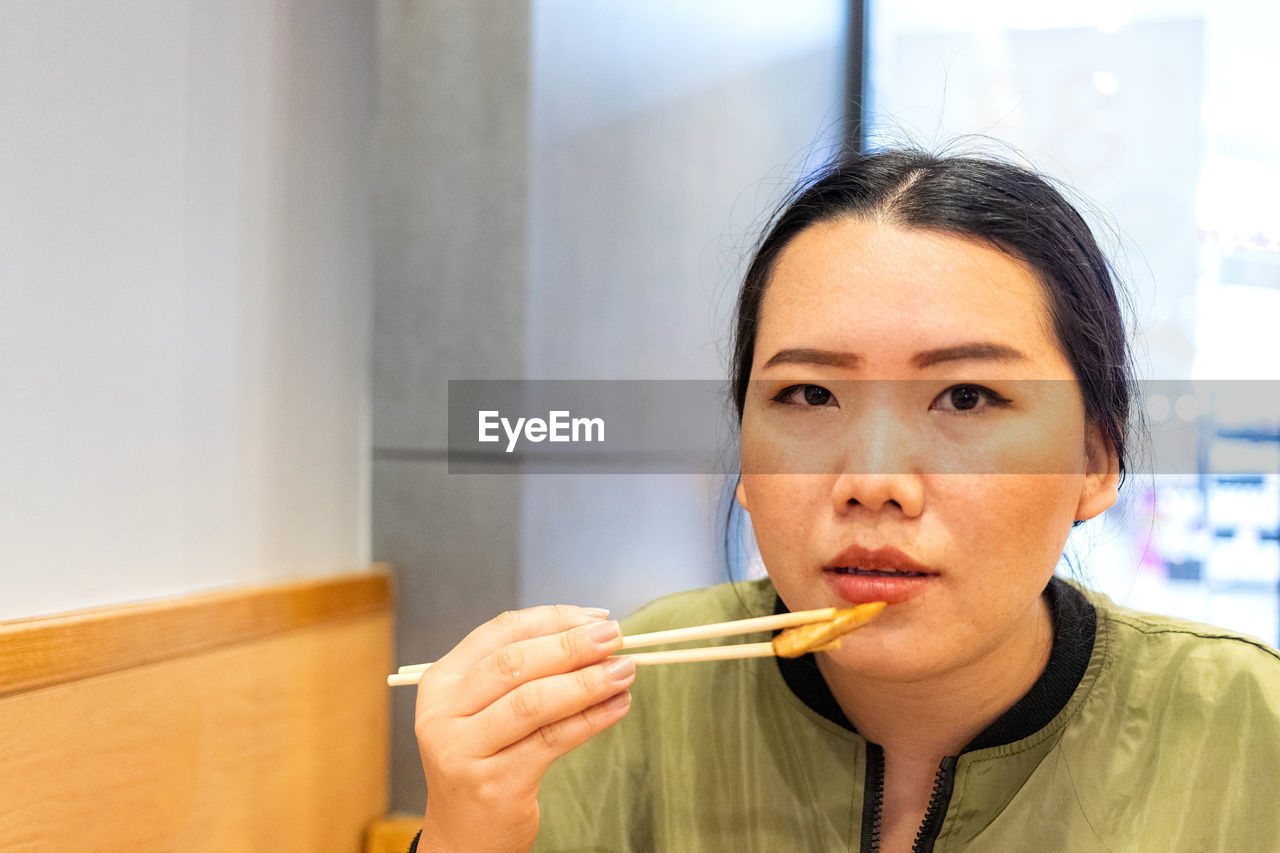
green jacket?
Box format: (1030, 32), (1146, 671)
(533, 577), (1280, 852)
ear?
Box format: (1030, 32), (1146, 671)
(735, 479), (751, 512)
(1076, 423), (1120, 522)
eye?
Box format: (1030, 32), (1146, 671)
(931, 384), (1011, 413)
(772, 384), (838, 407)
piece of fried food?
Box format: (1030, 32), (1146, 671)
(771, 601), (887, 658)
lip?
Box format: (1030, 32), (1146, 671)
(823, 545), (938, 605)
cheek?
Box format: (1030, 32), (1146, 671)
(1015, 389), (1091, 475)
(934, 475), (1082, 567)
(739, 474), (827, 552)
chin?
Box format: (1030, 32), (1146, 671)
(818, 625), (946, 683)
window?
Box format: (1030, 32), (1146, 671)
(865, 0), (1280, 644)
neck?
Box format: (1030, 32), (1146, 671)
(816, 593), (1054, 759)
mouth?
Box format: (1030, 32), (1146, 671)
(823, 545), (937, 604)
(830, 566), (930, 578)
(825, 545), (936, 576)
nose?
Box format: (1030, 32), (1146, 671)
(830, 406), (924, 517)
(831, 471), (924, 517)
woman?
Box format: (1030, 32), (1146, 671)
(410, 151), (1280, 852)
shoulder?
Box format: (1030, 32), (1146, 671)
(605, 579), (783, 716)
(1075, 583), (1280, 732)
(1085, 584), (1280, 676)
(535, 578), (789, 850)
(608, 579), (804, 741)
(1049, 585), (1280, 845)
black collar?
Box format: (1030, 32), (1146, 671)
(774, 576), (1096, 752)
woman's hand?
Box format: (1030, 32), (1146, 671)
(414, 605), (636, 853)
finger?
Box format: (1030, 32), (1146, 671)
(448, 618), (624, 716)
(432, 604), (610, 674)
(497, 688), (634, 787)
(471, 656), (637, 756)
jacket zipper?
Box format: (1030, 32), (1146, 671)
(860, 743), (885, 852)
(911, 755), (958, 853)
(859, 747), (958, 853)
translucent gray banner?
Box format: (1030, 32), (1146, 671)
(447, 380), (1280, 475)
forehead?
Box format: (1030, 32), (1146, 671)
(758, 217), (1067, 372)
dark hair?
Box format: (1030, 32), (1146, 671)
(730, 149), (1134, 480)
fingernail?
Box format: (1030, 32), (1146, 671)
(605, 656), (636, 681)
(581, 607), (610, 619)
(589, 619), (621, 643)
(603, 690), (632, 712)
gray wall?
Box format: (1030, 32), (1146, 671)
(373, 0), (533, 813)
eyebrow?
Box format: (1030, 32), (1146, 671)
(911, 342), (1028, 368)
(761, 342), (1028, 370)
(762, 347), (861, 369)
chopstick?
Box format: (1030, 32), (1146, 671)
(388, 670), (435, 686)
(387, 606), (843, 686)
(617, 607), (837, 650)
(612, 637), (843, 666)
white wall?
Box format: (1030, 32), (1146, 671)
(520, 0), (848, 615)
(0, 0), (374, 620)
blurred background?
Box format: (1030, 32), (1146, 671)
(2, 0), (1276, 817)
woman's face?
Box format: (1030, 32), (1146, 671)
(736, 217), (1118, 683)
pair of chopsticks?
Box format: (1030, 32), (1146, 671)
(387, 606), (847, 687)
